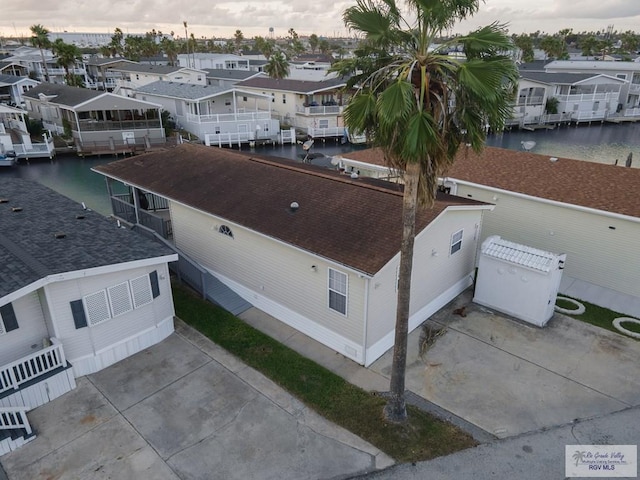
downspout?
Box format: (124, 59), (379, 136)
(362, 276), (370, 367)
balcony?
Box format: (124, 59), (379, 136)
(75, 118), (162, 132)
(110, 193), (172, 240)
(184, 111), (272, 124)
(296, 104), (344, 116)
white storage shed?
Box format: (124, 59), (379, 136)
(473, 236), (566, 327)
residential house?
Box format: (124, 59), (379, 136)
(133, 81), (280, 145)
(107, 64), (207, 97)
(513, 72), (624, 125)
(94, 143), (493, 366)
(85, 57), (139, 91)
(23, 83), (165, 155)
(204, 69), (263, 88)
(178, 53), (250, 71)
(0, 61), (28, 78)
(235, 76), (349, 137)
(4, 46), (88, 85)
(544, 61), (640, 119)
(0, 104), (55, 160)
(0, 74), (39, 108)
(341, 146), (640, 315)
(0, 178), (177, 452)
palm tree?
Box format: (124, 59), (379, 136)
(30, 24), (51, 83)
(308, 34), (319, 54)
(52, 39), (82, 85)
(334, 0), (518, 422)
(264, 51), (290, 79)
(234, 29), (244, 54)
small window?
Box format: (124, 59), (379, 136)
(328, 268), (348, 315)
(107, 281), (133, 317)
(0, 303), (19, 335)
(219, 225), (234, 238)
(318, 119), (329, 129)
(84, 290), (111, 326)
(282, 93), (286, 104)
(225, 99), (231, 106)
(130, 275), (153, 308)
(450, 229), (463, 255)
(243, 96), (248, 102)
(214, 125), (221, 134)
(271, 93), (275, 103)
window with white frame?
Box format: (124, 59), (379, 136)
(328, 268), (348, 315)
(130, 275), (154, 309)
(450, 229), (463, 255)
(107, 281), (134, 317)
(83, 290), (111, 326)
(318, 119), (329, 129)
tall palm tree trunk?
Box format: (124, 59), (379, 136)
(39, 49), (50, 83)
(384, 161), (421, 423)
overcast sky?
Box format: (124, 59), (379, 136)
(3, 0), (640, 40)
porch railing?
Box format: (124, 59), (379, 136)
(0, 338), (66, 395)
(0, 407), (32, 436)
(111, 194), (172, 239)
(184, 111), (272, 124)
(307, 126), (345, 138)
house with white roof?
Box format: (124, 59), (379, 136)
(235, 76), (350, 137)
(0, 178), (177, 454)
(107, 64), (207, 97)
(133, 81), (280, 145)
(94, 143), (494, 367)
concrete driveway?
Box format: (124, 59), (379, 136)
(1, 321), (392, 480)
(370, 291), (640, 439)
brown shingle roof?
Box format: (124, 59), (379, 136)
(94, 144), (487, 275)
(343, 146), (640, 219)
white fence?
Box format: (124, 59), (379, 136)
(0, 407), (32, 436)
(0, 338), (66, 394)
(307, 126), (345, 139)
(185, 111), (272, 124)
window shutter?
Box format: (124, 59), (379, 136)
(70, 299), (88, 329)
(149, 270), (160, 298)
(0, 303), (19, 332)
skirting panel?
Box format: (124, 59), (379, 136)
(0, 367), (76, 410)
(71, 316), (174, 377)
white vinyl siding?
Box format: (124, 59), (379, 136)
(169, 201), (365, 344)
(0, 292), (49, 366)
(456, 184), (640, 297)
(328, 269), (348, 315)
(450, 229), (463, 255)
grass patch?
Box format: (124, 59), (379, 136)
(557, 295), (639, 340)
(173, 283), (476, 462)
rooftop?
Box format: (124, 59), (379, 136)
(236, 76), (347, 94)
(94, 144), (487, 275)
(0, 178), (174, 299)
(342, 146), (640, 219)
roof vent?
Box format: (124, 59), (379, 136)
(0, 198), (8, 204)
(53, 232), (66, 239)
(76, 214), (86, 220)
(350, 172), (359, 179)
(550, 157), (558, 162)
(11, 207), (22, 212)
(290, 201), (299, 212)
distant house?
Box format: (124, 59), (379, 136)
(94, 143), (493, 366)
(0, 178), (177, 451)
(0, 61), (28, 78)
(23, 83), (166, 155)
(107, 63), (207, 97)
(0, 74), (39, 107)
(178, 53), (250, 71)
(85, 57), (139, 91)
(343, 147), (640, 315)
(4, 46), (88, 85)
(133, 80), (280, 145)
(204, 68), (263, 88)
(235, 76), (349, 137)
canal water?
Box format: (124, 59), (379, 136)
(2, 122), (639, 217)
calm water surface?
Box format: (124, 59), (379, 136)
(2, 122), (638, 216)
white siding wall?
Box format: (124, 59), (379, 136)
(44, 263), (174, 373)
(455, 184), (640, 297)
(364, 210), (482, 364)
(170, 202), (366, 359)
(0, 292), (49, 366)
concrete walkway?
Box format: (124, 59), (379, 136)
(0, 321), (393, 480)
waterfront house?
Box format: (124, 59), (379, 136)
(107, 63), (207, 97)
(177, 53), (250, 71)
(85, 57), (139, 91)
(343, 147), (640, 313)
(23, 83), (165, 155)
(4, 46), (88, 86)
(133, 80), (279, 145)
(0, 178), (177, 453)
(204, 69), (264, 88)
(0, 104), (55, 160)
(544, 61), (640, 120)
(94, 143), (493, 366)
(234, 76), (350, 138)
(0, 74), (39, 108)
(0, 61), (28, 78)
